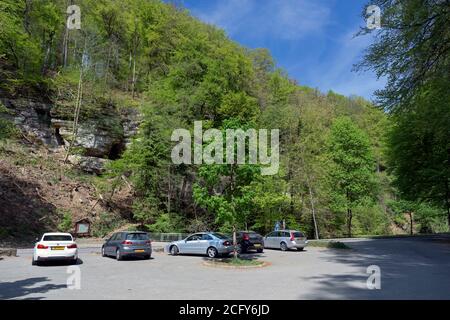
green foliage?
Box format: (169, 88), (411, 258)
(2, 0), (443, 239)
(357, 0), (450, 110)
(0, 102), (18, 140)
(387, 78), (450, 221)
(326, 117), (378, 236)
(91, 212), (125, 238)
(57, 210), (73, 233)
(146, 213), (181, 233)
(388, 199), (447, 234)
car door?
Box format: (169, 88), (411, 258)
(198, 234), (213, 255)
(265, 232), (276, 248)
(105, 233), (116, 255)
(280, 231), (290, 245)
(183, 234), (200, 254)
(111, 233), (123, 252)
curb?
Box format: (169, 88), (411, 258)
(0, 248), (17, 257)
(202, 260), (271, 269)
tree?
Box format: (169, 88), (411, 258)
(387, 78), (450, 227)
(193, 119), (262, 256)
(326, 117), (378, 237)
(356, 0), (450, 111)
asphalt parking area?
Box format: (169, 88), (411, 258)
(1, 237), (450, 299)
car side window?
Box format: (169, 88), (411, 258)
(283, 232), (290, 237)
(202, 234), (213, 240)
(110, 234), (117, 241)
(186, 234), (198, 241)
(267, 232), (275, 237)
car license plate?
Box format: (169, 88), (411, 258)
(134, 249), (145, 253)
(254, 244), (261, 248)
(52, 246), (65, 250)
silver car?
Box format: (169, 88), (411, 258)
(166, 232), (234, 258)
(264, 230), (308, 251)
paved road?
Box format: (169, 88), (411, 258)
(1, 237), (450, 299)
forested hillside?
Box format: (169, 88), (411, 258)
(0, 0), (448, 241)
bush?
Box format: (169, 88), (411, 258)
(146, 213), (181, 233)
(57, 210), (73, 232)
(0, 103), (19, 140)
(91, 212), (126, 238)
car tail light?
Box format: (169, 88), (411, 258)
(122, 240), (133, 245)
(145, 240), (152, 245)
(223, 241), (231, 246)
(290, 233), (295, 241)
(37, 244), (48, 249)
(243, 233), (249, 241)
(67, 244), (77, 249)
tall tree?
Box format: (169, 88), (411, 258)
(326, 117), (378, 237)
(356, 0), (450, 111)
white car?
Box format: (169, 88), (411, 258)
(32, 233), (78, 265)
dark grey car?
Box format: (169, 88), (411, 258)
(102, 231), (152, 260)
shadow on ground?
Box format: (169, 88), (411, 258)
(0, 277), (66, 300)
(301, 238), (450, 299)
(36, 258), (83, 267)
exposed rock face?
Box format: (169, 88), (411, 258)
(52, 119), (124, 158)
(1, 98), (60, 146)
(0, 98), (140, 172)
(68, 155), (110, 174)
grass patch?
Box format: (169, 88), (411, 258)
(205, 257), (266, 268)
(308, 240), (350, 249)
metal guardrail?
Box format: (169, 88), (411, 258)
(148, 233), (190, 242)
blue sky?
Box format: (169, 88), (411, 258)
(177, 0), (385, 100)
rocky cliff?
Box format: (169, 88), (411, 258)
(0, 97), (140, 174)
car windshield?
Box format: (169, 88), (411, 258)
(126, 233), (149, 240)
(211, 233), (229, 240)
(43, 235), (72, 241)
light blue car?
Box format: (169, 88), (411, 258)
(166, 232), (234, 258)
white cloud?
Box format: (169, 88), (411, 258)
(300, 30), (386, 99)
(191, 0), (331, 41)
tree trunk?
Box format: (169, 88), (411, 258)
(446, 179), (450, 230)
(233, 225), (237, 259)
(347, 208), (352, 238)
(167, 165), (171, 213)
(409, 211), (413, 235)
(131, 55), (137, 98)
(64, 41), (86, 163)
(23, 0), (32, 35)
(306, 174), (319, 239)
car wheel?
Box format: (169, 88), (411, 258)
(144, 254), (151, 260)
(101, 246), (106, 257)
(297, 247), (304, 251)
(280, 242), (288, 251)
(32, 258), (38, 266)
(207, 247), (218, 258)
(116, 249), (123, 261)
(257, 249), (264, 253)
(170, 245), (179, 256)
(71, 258), (78, 265)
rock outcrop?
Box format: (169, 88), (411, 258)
(0, 98), (140, 173)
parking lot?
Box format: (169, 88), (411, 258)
(1, 236), (450, 300)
